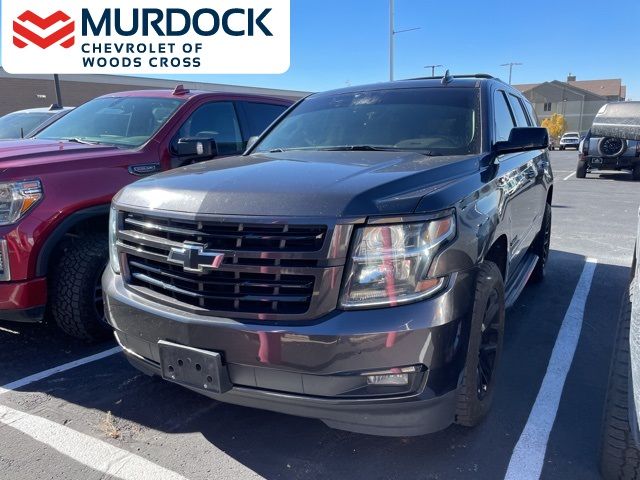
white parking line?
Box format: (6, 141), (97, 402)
(0, 404), (188, 480)
(503, 258), (598, 480)
(0, 346), (122, 396)
(563, 172), (576, 181)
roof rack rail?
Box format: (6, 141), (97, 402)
(405, 73), (496, 81)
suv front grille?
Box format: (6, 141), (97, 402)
(116, 210), (349, 321)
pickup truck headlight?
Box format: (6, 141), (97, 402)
(340, 216), (455, 308)
(0, 180), (43, 226)
(109, 207), (120, 274)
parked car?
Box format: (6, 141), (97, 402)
(578, 102), (640, 180)
(597, 102), (640, 479)
(0, 105), (74, 139)
(0, 86), (294, 340)
(559, 131), (581, 150)
(104, 74), (553, 436)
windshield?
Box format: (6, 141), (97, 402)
(255, 88), (481, 156)
(0, 111), (54, 139)
(35, 97), (183, 148)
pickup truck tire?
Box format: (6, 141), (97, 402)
(455, 261), (505, 427)
(577, 159), (588, 179)
(50, 233), (111, 342)
(632, 165), (640, 182)
(530, 203), (552, 283)
(600, 286), (640, 480)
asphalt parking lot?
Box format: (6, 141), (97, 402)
(0, 150), (638, 480)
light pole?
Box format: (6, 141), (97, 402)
(500, 62), (523, 85)
(424, 64), (443, 77)
(389, 0), (420, 81)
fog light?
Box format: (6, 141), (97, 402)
(367, 373), (409, 386)
(0, 239), (10, 281)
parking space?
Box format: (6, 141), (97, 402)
(0, 150), (638, 480)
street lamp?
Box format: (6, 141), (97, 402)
(389, 0), (420, 81)
(500, 62), (523, 85)
(424, 64), (444, 77)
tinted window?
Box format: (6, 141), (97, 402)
(256, 88), (481, 156)
(242, 102), (288, 137)
(494, 91), (515, 142)
(508, 94), (531, 127)
(175, 102), (243, 156)
(37, 97), (183, 148)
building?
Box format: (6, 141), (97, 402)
(0, 69), (309, 116)
(514, 76), (627, 133)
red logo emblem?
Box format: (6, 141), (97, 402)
(13, 11), (75, 49)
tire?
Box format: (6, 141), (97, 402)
(560, 146), (565, 151)
(600, 286), (640, 480)
(530, 202), (552, 284)
(577, 159), (588, 178)
(633, 165), (640, 181)
(50, 233), (112, 342)
(455, 261), (506, 427)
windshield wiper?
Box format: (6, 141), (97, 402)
(316, 145), (391, 152)
(64, 137), (101, 145)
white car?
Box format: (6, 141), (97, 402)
(0, 106), (74, 140)
(559, 132), (581, 150)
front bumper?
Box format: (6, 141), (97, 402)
(0, 278), (47, 322)
(103, 267), (477, 436)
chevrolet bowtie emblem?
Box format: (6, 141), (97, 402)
(167, 242), (225, 273)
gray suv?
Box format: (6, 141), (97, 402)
(104, 74), (553, 436)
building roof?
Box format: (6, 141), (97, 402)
(515, 78), (626, 100)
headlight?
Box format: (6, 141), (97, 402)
(340, 216), (455, 308)
(109, 207), (120, 274)
(0, 180), (43, 226)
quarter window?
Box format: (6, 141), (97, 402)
(174, 102), (243, 156)
(494, 91), (516, 142)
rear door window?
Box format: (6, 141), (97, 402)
(508, 94), (532, 127)
(240, 102), (289, 138)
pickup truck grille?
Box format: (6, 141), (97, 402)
(116, 210), (348, 321)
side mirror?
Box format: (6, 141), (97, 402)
(494, 127), (549, 155)
(176, 138), (217, 159)
(245, 136), (260, 152)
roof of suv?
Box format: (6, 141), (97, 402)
(310, 75), (516, 98)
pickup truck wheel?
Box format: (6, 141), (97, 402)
(577, 159), (588, 179)
(632, 165), (640, 181)
(530, 203), (552, 283)
(50, 233), (111, 342)
(455, 261), (505, 427)
(600, 286), (640, 480)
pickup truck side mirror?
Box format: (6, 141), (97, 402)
(245, 136), (260, 152)
(176, 138), (218, 159)
(494, 127), (549, 155)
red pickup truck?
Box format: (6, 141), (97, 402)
(0, 86), (293, 341)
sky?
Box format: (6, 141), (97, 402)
(1, 0), (638, 97)
(154, 0), (640, 98)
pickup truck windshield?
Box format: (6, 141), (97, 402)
(255, 88), (481, 155)
(36, 97), (183, 148)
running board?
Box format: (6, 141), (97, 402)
(505, 253), (539, 308)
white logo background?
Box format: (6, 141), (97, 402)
(1, 0), (290, 74)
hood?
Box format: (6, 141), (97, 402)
(0, 138), (123, 171)
(117, 151), (482, 218)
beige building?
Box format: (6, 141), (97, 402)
(0, 69), (309, 115)
(515, 76), (627, 133)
